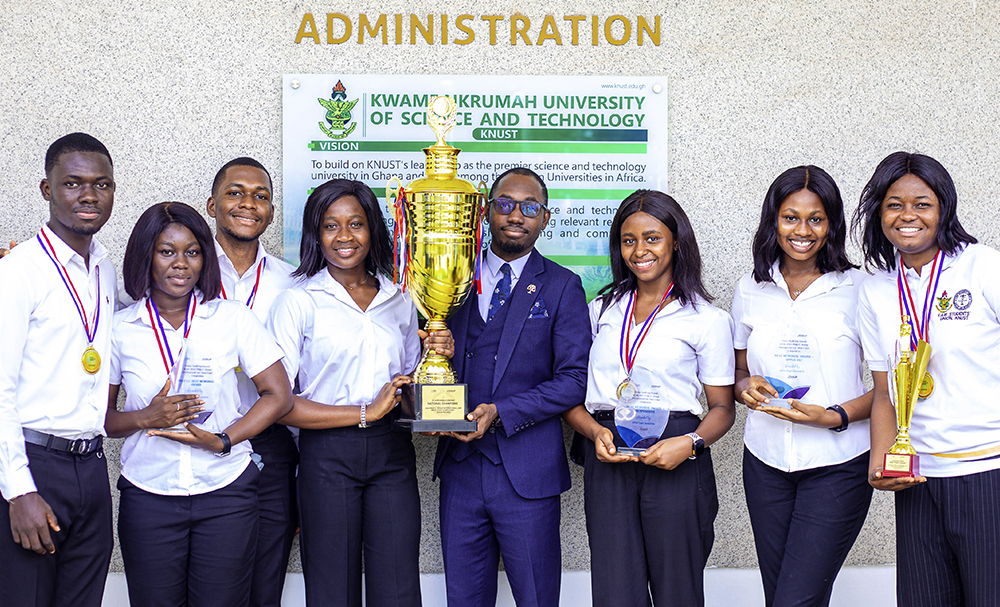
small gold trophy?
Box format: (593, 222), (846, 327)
(883, 319), (931, 477)
(387, 96), (486, 432)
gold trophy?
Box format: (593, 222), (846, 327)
(387, 96), (486, 432)
(883, 319), (931, 477)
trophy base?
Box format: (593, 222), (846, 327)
(393, 418), (479, 432)
(883, 452), (920, 477)
(616, 447), (645, 457)
(397, 383), (476, 433)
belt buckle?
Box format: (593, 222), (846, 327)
(70, 438), (90, 455)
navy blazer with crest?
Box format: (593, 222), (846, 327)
(433, 249), (591, 499)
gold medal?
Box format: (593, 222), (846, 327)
(918, 372), (934, 400)
(82, 346), (101, 374)
(616, 378), (638, 404)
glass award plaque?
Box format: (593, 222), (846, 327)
(761, 320), (820, 407)
(614, 402), (670, 456)
(162, 341), (218, 432)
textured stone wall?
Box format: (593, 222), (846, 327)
(4, 0), (999, 573)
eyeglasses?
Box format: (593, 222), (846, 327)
(490, 197), (548, 218)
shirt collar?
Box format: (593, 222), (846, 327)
(39, 225), (108, 269)
(125, 290), (213, 325)
(485, 247), (531, 281)
(214, 238), (267, 277)
(305, 269), (400, 309)
(768, 260), (851, 299)
(896, 246), (961, 280)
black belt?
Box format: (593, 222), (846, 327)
(591, 410), (695, 422)
(23, 428), (103, 455)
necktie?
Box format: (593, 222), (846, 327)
(488, 263), (511, 323)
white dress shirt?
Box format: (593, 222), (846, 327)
(215, 239), (298, 413)
(733, 266), (870, 472)
(109, 296), (283, 496)
(477, 248), (531, 322)
(858, 244), (1000, 477)
(0, 226), (117, 500)
(585, 294), (735, 415)
(267, 271), (420, 410)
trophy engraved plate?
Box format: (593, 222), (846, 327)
(883, 320), (930, 477)
(389, 96), (485, 433)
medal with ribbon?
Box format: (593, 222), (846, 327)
(37, 228), (103, 374)
(146, 294), (197, 376)
(897, 250), (944, 399)
(617, 282), (674, 403)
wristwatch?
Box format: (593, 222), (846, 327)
(214, 432), (232, 456)
(685, 432), (705, 460)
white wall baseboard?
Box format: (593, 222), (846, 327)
(101, 567), (897, 606)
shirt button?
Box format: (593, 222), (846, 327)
(786, 427), (791, 433)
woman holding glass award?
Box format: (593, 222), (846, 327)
(732, 166), (873, 607)
(267, 179), (452, 607)
(853, 152), (1000, 607)
(105, 202), (293, 607)
(563, 190), (735, 607)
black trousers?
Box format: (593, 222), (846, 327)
(896, 467), (1000, 607)
(248, 424), (299, 607)
(0, 442), (112, 607)
(584, 414), (718, 607)
(117, 461), (260, 607)
(743, 448), (873, 607)
(298, 423), (421, 607)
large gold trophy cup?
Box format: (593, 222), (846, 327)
(883, 319), (931, 477)
(387, 96), (485, 432)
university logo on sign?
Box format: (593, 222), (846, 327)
(318, 80), (358, 139)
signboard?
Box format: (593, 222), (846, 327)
(282, 74), (667, 298)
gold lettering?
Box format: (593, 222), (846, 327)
(511, 15), (532, 45)
(359, 14), (387, 44)
(638, 15), (660, 46)
(563, 16), (585, 45)
(454, 14), (475, 44)
(604, 15), (630, 46)
(536, 15), (563, 45)
(295, 13), (320, 44)
(395, 14), (403, 44)
(481, 15), (503, 45)
(441, 14), (448, 45)
(327, 13), (351, 44)
(591, 15), (599, 46)
(410, 14), (433, 44)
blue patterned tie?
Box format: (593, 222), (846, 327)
(488, 263), (512, 323)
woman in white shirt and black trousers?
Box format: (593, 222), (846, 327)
(563, 190), (736, 607)
(732, 166), (873, 607)
(854, 152), (1000, 607)
(106, 202), (293, 607)
(267, 179), (452, 607)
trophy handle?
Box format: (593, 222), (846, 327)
(387, 176), (403, 214)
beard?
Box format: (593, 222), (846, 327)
(220, 224), (261, 243)
(492, 237), (531, 257)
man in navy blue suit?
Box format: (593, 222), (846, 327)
(433, 167), (591, 607)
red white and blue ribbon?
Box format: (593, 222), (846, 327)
(619, 282), (674, 378)
(897, 250), (944, 350)
(473, 195), (486, 294)
(146, 294), (197, 374)
(37, 228), (101, 345)
(391, 186), (409, 290)
(221, 257), (265, 309)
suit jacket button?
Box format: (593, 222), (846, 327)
(494, 355), (498, 360)
(489, 428), (496, 434)
(467, 352), (473, 358)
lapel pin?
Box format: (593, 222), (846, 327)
(527, 284), (536, 293)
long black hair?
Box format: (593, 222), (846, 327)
(294, 179), (393, 278)
(123, 202), (221, 302)
(851, 152), (976, 272)
(597, 189), (712, 308)
(752, 165), (856, 283)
